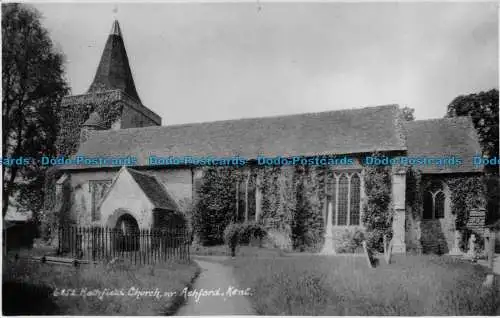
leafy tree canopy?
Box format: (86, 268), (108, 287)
(2, 3), (69, 218)
(446, 89), (499, 158)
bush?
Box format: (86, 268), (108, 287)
(223, 222), (268, 256)
(239, 222), (267, 245)
(336, 229), (365, 253)
(365, 228), (392, 253)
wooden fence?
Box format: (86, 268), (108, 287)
(58, 226), (190, 264)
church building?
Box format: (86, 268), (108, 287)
(50, 20), (487, 254)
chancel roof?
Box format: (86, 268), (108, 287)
(403, 117), (483, 173)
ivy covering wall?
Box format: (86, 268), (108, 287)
(362, 158), (393, 252)
(192, 164), (328, 250)
(192, 167), (237, 245)
(447, 176), (487, 229)
(41, 94), (124, 240)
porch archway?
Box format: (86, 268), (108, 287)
(108, 210), (140, 252)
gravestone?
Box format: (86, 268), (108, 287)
(449, 230), (463, 256)
(467, 209), (486, 235)
(362, 241), (374, 269)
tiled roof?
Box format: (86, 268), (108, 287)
(403, 117), (483, 173)
(126, 168), (179, 210)
(87, 20), (142, 103)
(62, 104), (407, 169)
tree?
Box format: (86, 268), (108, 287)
(446, 89), (499, 158)
(401, 106), (415, 121)
(2, 4), (69, 219)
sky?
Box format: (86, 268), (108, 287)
(32, 2), (498, 125)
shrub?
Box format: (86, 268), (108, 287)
(239, 222), (267, 245)
(336, 229), (365, 253)
(223, 222), (267, 248)
(264, 229), (293, 251)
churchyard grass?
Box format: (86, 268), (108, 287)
(3, 251), (200, 315)
(223, 253), (500, 315)
(191, 244), (287, 257)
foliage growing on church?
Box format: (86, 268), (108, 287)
(290, 166), (325, 251)
(362, 156), (394, 252)
(193, 166), (237, 245)
(446, 89), (499, 224)
(447, 176), (486, 229)
(39, 171), (72, 243)
(192, 164), (326, 250)
(56, 97), (123, 156)
(257, 165), (325, 252)
(40, 96), (124, 239)
(406, 166), (423, 220)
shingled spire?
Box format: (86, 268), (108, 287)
(88, 20), (142, 103)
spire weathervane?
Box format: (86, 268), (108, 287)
(112, 5), (118, 19)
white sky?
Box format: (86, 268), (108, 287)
(31, 2), (498, 125)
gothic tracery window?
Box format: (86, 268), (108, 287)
(423, 181), (446, 220)
(326, 171), (362, 226)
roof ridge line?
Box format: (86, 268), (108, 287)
(126, 167), (156, 178)
(90, 104), (401, 134)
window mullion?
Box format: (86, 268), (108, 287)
(335, 174), (339, 226)
(432, 192), (436, 219)
(347, 174), (351, 226)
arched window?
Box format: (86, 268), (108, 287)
(434, 191), (445, 219)
(325, 172), (361, 226)
(423, 181), (446, 220)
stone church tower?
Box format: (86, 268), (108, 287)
(56, 20), (161, 156)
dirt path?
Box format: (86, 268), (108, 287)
(175, 258), (256, 316)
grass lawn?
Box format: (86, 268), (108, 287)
(191, 244), (287, 257)
(3, 250), (200, 315)
(223, 253), (500, 315)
